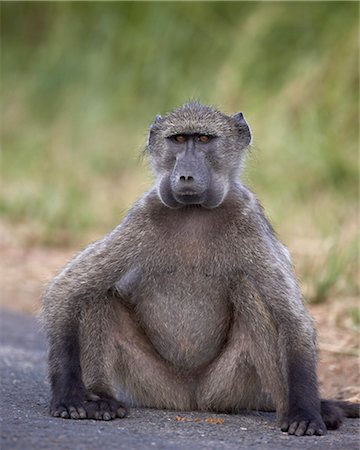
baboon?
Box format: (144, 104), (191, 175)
(42, 102), (359, 436)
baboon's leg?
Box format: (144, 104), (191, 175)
(196, 311), (287, 416)
(100, 298), (195, 411)
(79, 297), (123, 397)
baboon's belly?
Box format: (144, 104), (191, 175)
(134, 281), (231, 371)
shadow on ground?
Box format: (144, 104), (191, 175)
(0, 309), (358, 450)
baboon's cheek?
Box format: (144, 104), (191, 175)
(157, 176), (181, 209)
(202, 183), (228, 209)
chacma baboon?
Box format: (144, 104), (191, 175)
(42, 102), (359, 436)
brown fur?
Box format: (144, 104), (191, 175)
(42, 102), (358, 434)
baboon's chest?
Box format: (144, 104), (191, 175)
(133, 265), (232, 371)
(115, 219), (234, 371)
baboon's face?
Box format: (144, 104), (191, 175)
(147, 102), (251, 209)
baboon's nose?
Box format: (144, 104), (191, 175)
(179, 175), (194, 182)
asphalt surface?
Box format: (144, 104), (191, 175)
(0, 308), (359, 450)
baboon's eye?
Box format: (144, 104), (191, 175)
(173, 135), (187, 144)
(198, 135), (210, 143)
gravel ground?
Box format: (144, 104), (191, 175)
(0, 309), (359, 450)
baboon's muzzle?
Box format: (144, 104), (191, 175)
(170, 155), (209, 204)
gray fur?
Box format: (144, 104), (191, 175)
(42, 102), (351, 435)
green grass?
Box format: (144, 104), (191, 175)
(302, 240), (359, 304)
(1, 2), (359, 300)
(350, 307), (360, 329)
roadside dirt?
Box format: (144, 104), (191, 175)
(0, 224), (359, 404)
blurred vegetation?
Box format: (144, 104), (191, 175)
(1, 2), (359, 303)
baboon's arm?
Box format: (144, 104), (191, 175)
(42, 217), (142, 419)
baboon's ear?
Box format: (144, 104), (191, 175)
(232, 112), (246, 125)
(149, 115), (163, 133)
(147, 115), (163, 147)
(149, 115), (163, 132)
(231, 112), (252, 147)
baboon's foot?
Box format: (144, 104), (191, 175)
(280, 410), (326, 436)
(320, 400), (343, 430)
(50, 394), (128, 420)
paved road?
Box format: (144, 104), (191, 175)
(0, 309), (358, 450)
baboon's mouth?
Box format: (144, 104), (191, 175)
(178, 191), (199, 195)
(174, 192), (205, 205)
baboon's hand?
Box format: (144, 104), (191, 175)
(50, 395), (128, 420)
(280, 411), (326, 436)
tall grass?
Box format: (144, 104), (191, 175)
(1, 2), (359, 301)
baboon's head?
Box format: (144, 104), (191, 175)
(147, 102), (251, 209)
